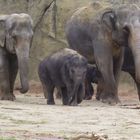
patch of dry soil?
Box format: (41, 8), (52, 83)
(0, 83), (140, 140)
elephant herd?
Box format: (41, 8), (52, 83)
(0, 2), (140, 106)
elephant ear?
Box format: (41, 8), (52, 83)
(102, 10), (117, 31)
(0, 15), (9, 47)
(61, 59), (72, 81)
(63, 62), (70, 77)
(5, 18), (16, 53)
(5, 32), (15, 53)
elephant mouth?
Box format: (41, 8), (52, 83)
(113, 40), (124, 47)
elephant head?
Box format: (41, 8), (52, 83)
(115, 5), (140, 83)
(69, 59), (87, 84)
(101, 9), (128, 47)
(102, 4), (140, 83)
(0, 13), (33, 93)
(63, 55), (87, 105)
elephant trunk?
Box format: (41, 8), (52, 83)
(133, 51), (140, 83)
(16, 42), (30, 93)
(131, 35), (140, 83)
(69, 80), (81, 105)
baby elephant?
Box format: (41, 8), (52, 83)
(84, 64), (100, 100)
(38, 48), (87, 106)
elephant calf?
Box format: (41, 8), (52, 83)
(84, 64), (99, 100)
(38, 48), (87, 106)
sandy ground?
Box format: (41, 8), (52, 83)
(0, 82), (140, 140)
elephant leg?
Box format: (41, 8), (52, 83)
(42, 80), (55, 105)
(113, 48), (124, 87)
(38, 68), (55, 104)
(84, 80), (94, 100)
(69, 83), (84, 106)
(41, 80), (55, 104)
(94, 41), (119, 104)
(9, 54), (18, 97)
(96, 77), (104, 100)
(129, 72), (140, 101)
(134, 80), (140, 101)
(46, 84), (55, 105)
(99, 66), (118, 104)
(41, 83), (48, 99)
(0, 75), (12, 100)
(0, 50), (14, 100)
(70, 93), (78, 106)
(68, 85), (78, 106)
(60, 87), (69, 105)
(38, 74), (48, 99)
(77, 83), (85, 104)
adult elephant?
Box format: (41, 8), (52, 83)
(65, 2), (140, 104)
(0, 13), (33, 101)
(84, 47), (140, 101)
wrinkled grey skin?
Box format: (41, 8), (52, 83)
(38, 48), (87, 106)
(65, 2), (140, 104)
(0, 13), (33, 100)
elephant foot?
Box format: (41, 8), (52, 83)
(0, 93), (16, 101)
(77, 98), (83, 104)
(84, 95), (92, 100)
(138, 93), (140, 101)
(47, 99), (55, 105)
(62, 99), (69, 105)
(100, 93), (120, 105)
(96, 93), (101, 100)
(96, 96), (100, 101)
(69, 101), (78, 106)
(63, 102), (69, 105)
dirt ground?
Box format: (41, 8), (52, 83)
(0, 81), (140, 140)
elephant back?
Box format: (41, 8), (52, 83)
(70, 1), (112, 24)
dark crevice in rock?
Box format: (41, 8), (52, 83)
(33, 0), (54, 33)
